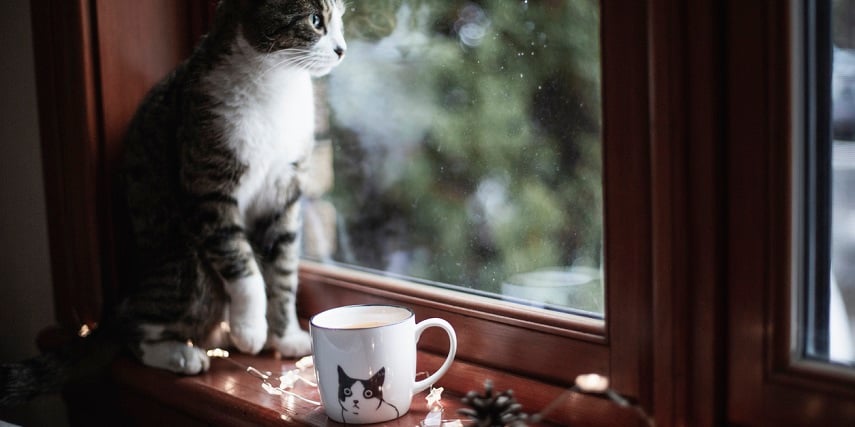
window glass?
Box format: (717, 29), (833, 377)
(829, 0), (855, 364)
(304, 0), (603, 317)
(804, 0), (855, 365)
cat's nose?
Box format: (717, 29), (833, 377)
(334, 46), (346, 59)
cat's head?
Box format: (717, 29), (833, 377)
(337, 366), (386, 414)
(224, 0), (347, 76)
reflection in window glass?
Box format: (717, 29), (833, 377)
(831, 0), (855, 363)
(812, 0), (855, 365)
(304, 1), (602, 316)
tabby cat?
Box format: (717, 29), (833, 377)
(0, 0), (346, 405)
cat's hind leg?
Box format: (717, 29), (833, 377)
(120, 257), (226, 374)
(135, 325), (210, 375)
(139, 341), (210, 375)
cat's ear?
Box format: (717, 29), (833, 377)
(371, 367), (386, 384)
(338, 366), (348, 382)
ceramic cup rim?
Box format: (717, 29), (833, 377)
(309, 304), (414, 331)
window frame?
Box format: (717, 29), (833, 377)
(796, 0), (834, 362)
(297, 0), (655, 413)
(30, 0), (688, 424)
(30, 0), (855, 425)
(726, 0), (855, 424)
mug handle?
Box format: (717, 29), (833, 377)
(412, 318), (457, 394)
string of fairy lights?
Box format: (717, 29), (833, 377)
(204, 346), (462, 426)
(206, 348), (322, 406)
(203, 346), (652, 426)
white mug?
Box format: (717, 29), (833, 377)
(310, 304), (457, 424)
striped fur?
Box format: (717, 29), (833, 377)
(1, 0), (346, 406)
(121, 0), (346, 372)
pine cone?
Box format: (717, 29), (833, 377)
(458, 380), (527, 427)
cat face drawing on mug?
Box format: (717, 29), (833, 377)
(338, 366), (400, 423)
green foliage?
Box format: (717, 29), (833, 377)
(327, 0), (602, 310)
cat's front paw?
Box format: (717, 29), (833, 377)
(230, 319), (268, 355)
(268, 328), (312, 358)
(228, 275), (268, 354)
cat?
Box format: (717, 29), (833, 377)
(325, 3), (433, 271)
(0, 0), (346, 406)
(337, 366), (400, 423)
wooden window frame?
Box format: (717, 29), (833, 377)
(29, 0), (855, 425)
(725, 0), (855, 424)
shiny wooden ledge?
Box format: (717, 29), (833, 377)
(110, 352), (469, 427)
(42, 327), (633, 426)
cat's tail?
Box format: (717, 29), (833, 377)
(0, 325), (122, 407)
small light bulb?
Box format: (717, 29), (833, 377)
(575, 373), (610, 393)
(262, 382), (283, 395)
(280, 370), (301, 389)
(295, 356), (314, 370)
(206, 348), (230, 358)
(426, 386), (444, 409)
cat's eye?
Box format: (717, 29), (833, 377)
(363, 390), (373, 399)
(343, 388), (352, 397)
(310, 13), (323, 30)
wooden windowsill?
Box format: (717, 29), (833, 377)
(110, 352), (470, 427)
(38, 269), (642, 427)
(108, 349), (641, 426)
(97, 260), (640, 427)
(38, 316), (639, 425)
(40, 263), (641, 427)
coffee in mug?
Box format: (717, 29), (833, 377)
(310, 304), (457, 424)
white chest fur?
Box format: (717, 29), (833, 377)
(203, 36), (317, 223)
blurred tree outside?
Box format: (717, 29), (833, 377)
(319, 0), (603, 314)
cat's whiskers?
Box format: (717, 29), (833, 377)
(254, 51), (326, 82)
(254, 40), (280, 80)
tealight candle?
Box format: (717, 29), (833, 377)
(575, 373), (610, 393)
